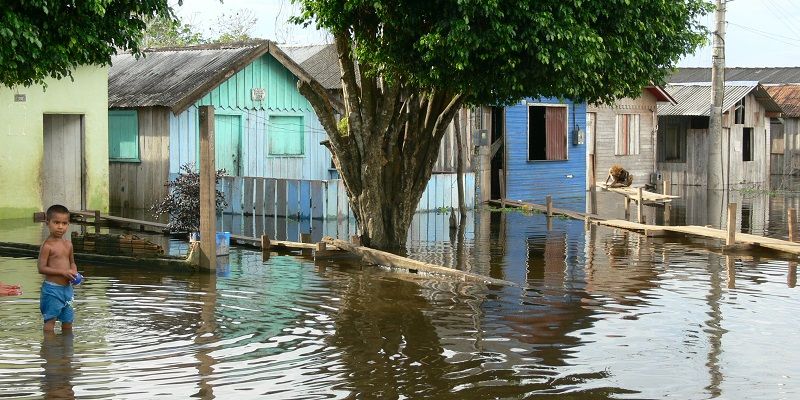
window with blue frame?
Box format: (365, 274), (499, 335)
(108, 110), (139, 161)
(269, 115), (304, 155)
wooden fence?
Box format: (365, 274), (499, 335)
(218, 173), (476, 220)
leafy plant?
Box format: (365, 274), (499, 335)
(150, 163), (228, 233)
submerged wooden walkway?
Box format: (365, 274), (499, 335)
(29, 211), (515, 286)
(494, 198), (800, 259)
(597, 219), (800, 256)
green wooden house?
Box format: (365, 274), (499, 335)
(108, 41), (336, 213)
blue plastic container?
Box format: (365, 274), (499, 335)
(215, 232), (231, 256)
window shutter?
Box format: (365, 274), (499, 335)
(269, 115), (304, 155)
(108, 110), (139, 160)
(545, 107), (567, 160)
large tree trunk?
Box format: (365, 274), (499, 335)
(298, 33), (463, 250)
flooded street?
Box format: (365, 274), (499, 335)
(2, 186), (800, 399)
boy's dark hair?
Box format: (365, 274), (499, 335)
(46, 204), (70, 220)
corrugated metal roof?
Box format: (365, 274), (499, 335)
(766, 85), (800, 117)
(658, 82), (782, 116)
(670, 67), (800, 84)
(109, 42), (266, 109)
(280, 43), (348, 90)
(280, 44), (329, 65)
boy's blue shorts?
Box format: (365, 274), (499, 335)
(40, 281), (74, 323)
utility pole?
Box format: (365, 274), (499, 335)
(708, 0), (726, 190)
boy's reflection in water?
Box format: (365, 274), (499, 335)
(41, 332), (75, 399)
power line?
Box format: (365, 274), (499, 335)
(727, 22), (800, 48)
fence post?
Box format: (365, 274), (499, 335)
(199, 105), (217, 271)
(726, 203), (737, 246)
(637, 187), (644, 224)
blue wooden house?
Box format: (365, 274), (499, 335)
(491, 98), (588, 211)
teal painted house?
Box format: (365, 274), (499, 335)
(108, 41), (336, 214)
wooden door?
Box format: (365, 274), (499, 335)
(545, 107), (567, 160)
(42, 114), (83, 211)
(215, 114), (242, 176)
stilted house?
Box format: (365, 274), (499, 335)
(656, 82), (782, 186)
(670, 67), (800, 177)
(586, 86), (676, 189)
(490, 98), (587, 211)
(0, 66), (110, 219)
(280, 44), (489, 211)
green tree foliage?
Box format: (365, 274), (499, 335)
(0, 1), (174, 87)
(141, 15), (205, 48)
(295, 0), (711, 105)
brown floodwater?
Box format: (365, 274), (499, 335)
(1, 185), (799, 399)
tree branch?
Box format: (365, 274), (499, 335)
(334, 33), (365, 156)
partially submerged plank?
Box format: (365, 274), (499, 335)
(0, 241), (197, 270)
(323, 237), (517, 287)
(230, 234), (317, 250)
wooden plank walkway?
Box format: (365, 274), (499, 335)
(493, 198), (800, 259)
(597, 219), (800, 257)
(488, 199), (598, 221)
(0, 241), (198, 270)
(597, 184), (679, 203)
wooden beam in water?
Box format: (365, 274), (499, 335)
(726, 203), (737, 246)
(323, 237), (517, 287)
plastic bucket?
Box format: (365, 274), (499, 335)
(215, 231), (231, 256)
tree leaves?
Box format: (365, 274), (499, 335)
(293, 0), (712, 105)
(0, 1), (173, 87)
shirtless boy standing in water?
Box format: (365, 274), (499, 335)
(38, 205), (78, 332)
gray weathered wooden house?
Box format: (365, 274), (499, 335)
(586, 86), (676, 189)
(656, 82), (782, 186)
(670, 67), (800, 177)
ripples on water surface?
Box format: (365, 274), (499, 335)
(1, 209), (800, 399)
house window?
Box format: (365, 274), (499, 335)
(734, 98), (746, 124)
(743, 127), (754, 162)
(615, 114), (640, 155)
(269, 115), (304, 155)
(663, 125), (685, 162)
(108, 110), (139, 161)
(528, 105), (567, 161)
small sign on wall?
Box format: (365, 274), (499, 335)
(14, 94), (26, 102)
(251, 88), (265, 102)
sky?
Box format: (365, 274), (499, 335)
(176, 0), (800, 67)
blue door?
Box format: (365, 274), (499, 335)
(215, 115), (241, 176)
